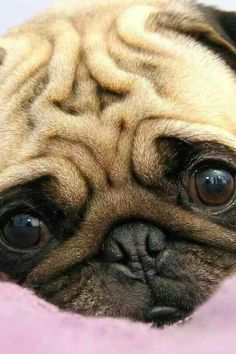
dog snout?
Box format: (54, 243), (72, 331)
(102, 222), (166, 277)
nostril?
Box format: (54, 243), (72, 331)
(103, 222), (166, 266)
(146, 229), (166, 256)
(103, 239), (124, 263)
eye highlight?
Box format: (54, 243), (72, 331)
(1, 214), (51, 251)
(189, 168), (235, 208)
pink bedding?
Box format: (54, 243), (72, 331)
(0, 276), (235, 354)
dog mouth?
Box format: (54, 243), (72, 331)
(112, 264), (192, 326)
(31, 220), (222, 327)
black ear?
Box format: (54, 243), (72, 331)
(200, 5), (236, 47)
(212, 9), (236, 47)
(166, 3), (236, 70)
(198, 5), (236, 70)
(149, 2), (236, 69)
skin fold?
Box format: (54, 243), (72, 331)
(0, 0), (235, 326)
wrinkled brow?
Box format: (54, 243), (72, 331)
(136, 119), (236, 150)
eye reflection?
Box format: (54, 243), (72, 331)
(1, 214), (51, 250)
(189, 168), (235, 207)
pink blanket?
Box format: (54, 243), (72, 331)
(0, 276), (235, 354)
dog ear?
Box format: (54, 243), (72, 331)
(197, 5), (236, 69)
(200, 5), (236, 49)
(153, 3), (236, 69)
(209, 8), (236, 46)
(218, 11), (236, 44)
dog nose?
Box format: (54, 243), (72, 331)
(103, 222), (166, 266)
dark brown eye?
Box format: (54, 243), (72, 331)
(189, 168), (235, 207)
(1, 214), (51, 250)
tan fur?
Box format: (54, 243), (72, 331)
(0, 0), (236, 322)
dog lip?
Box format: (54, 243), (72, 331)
(148, 306), (179, 320)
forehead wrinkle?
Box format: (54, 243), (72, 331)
(0, 35), (46, 84)
(0, 35), (51, 104)
(157, 119), (236, 149)
(0, 1), (236, 195)
(41, 18), (81, 103)
(133, 118), (236, 188)
(0, 0), (235, 124)
(49, 138), (113, 190)
(0, 156), (88, 209)
(114, 5), (236, 125)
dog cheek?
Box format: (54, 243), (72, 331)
(67, 272), (151, 319)
(152, 244), (227, 302)
(39, 263), (151, 320)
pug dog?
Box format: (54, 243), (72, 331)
(0, 0), (235, 327)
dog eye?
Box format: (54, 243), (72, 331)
(189, 168), (235, 207)
(0, 214), (51, 250)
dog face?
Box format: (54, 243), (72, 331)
(0, 0), (236, 326)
